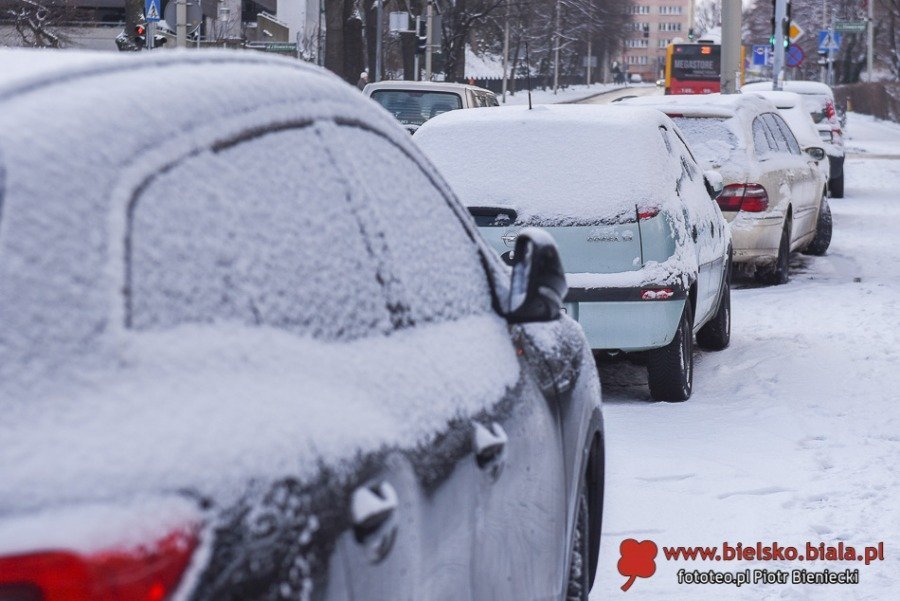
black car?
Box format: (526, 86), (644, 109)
(0, 50), (604, 601)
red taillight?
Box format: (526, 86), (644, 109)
(0, 527), (197, 601)
(717, 183), (769, 213)
(638, 207), (660, 220)
(641, 288), (675, 300)
(825, 99), (836, 120)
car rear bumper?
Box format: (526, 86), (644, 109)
(725, 213), (783, 265)
(564, 288), (686, 352)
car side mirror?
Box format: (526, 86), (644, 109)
(504, 228), (567, 324)
(805, 146), (826, 161)
(703, 170), (724, 199)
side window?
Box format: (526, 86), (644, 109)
(762, 114), (790, 153)
(328, 124), (495, 326)
(771, 114), (802, 155)
(669, 129), (700, 181)
(752, 116), (777, 157)
(127, 125), (393, 341)
(486, 94), (499, 107)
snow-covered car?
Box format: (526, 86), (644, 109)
(415, 105), (732, 402)
(0, 51), (605, 601)
(363, 80), (498, 134)
(622, 94), (831, 284)
(742, 81), (846, 197)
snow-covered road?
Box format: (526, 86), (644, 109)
(591, 113), (900, 600)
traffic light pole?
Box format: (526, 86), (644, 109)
(425, 1), (433, 81)
(375, 0), (383, 82)
(147, 21), (156, 50)
(771, 0), (788, 90)
(721, 0), (742, 93)
(867, 0), (874, 82)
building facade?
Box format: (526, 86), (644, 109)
(621, 0), (693, 82)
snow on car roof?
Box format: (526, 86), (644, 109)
(743, 80), (834, 97)
(0, 50), (520, 516)
(414, 104), (679, 225)
(745, 89), (803, 109)
(620, 92), (776, 118)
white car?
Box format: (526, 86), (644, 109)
(363, 80), (498, 133)
(622, 94), (830, 284)
(743, 81), (845, 197)
(416, 105), (732, 401)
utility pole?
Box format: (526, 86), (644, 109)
(425, 0), (433, 81)
(820, 0), (827, 82)
(553, 0), (560, 93)
(866, 0), (874, 82)
(826, 13), (835, 87)
(721, 0), (742, 93)
(772, 0), (788, 90)
(176, 0), (187, 47)
(586, 39), (592, 85)
(375, 0), (383, 82)
(501, 2), (510, 102)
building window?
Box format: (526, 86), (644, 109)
(658, 22), (683, 32)
(627, 55), (650, 65)
(629, 5), (650, 15)
(659, 6), (683, 15)
(630, 21), (650, 31)
(627, 39), (650, 48)
(659, 38), (672, 48)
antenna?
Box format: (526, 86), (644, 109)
(525, 41), (533, 110)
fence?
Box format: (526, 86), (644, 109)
(834, 82), (900, 123)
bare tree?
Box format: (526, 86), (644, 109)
(1, 0), (76, 47)
(694, 0), (721, 36)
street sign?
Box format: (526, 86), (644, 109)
(752, 44), (773, 67)
(582, 56), (598, 68)
(818, 30), (843, 53)
(786, 44), (805, 67)
(388, 11), (410, 33)
(834, 21), (867, 33)
(789, 22), (804, 43)
(145, 0), (161, 22)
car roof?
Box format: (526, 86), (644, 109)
(418, 102), (671, 128)
(363, 80), (494, 95)
(743, 80), (834, 97)
(744, 90), (805, 110)
(618, 92), (776, 119)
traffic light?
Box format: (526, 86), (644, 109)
(415, 18), (426, 54)
(770, 0), (792, 49)
(688, 28), (695, 41)
(134, 24), (146, 49)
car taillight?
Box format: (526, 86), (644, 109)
(0, 527), (198, 601)
(638, 207), (660, 220)
(641, 288), (675, 300)
(717, 183), (769, 213)
(825, 99), (836, 120)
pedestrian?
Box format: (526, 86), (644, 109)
(357, 71), (369, 91)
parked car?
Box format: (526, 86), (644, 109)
(629, 73), (644, 84)
(742, 81), (845, 197)
(415, 105), (732, 402)
(622, 94), (831, 284)
(363, 80), (498, 133)
(0, 50), (604, 601)
(747, 90), (834, 194)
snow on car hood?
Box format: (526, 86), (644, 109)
(414, 105), (680, 225)
(0, 315), (520, 515)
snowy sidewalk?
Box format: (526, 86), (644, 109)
(501, 82), (642, 106)
(590, 113), (900, 600)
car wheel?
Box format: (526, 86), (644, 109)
(829, 174), (844, 198)
(697, 278), (730, 351)
(757, 217), (791, 286)
(648, 302), (693, 402)
(566, 482), (590, 601)
(803, 198), (832, 256)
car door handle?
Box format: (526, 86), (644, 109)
(473, 421), (508, 480)
(351, 481), (399, 562)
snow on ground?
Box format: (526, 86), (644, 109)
(502, 82), (642, 105)
(590, 112), (900, 599)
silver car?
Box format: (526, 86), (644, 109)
(623, 94), (830, 284)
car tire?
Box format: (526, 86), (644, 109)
(565, 484), (590, 601)
(648, 302), (693, 402)
(803, 198), (832, 256)
(757, 217), (791, 286)
(697, 278), (731, 351)
(829, 174), (844, 198)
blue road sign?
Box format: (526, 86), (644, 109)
(752, 45), (773, 67)
(786, 45), (805, 67)
(145, 0), (161, 22)
(818, 30), (843, 53)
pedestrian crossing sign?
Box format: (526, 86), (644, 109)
(145, 0), (161, 22)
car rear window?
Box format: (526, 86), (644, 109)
(671, 117), (740, 168)
(370, 90), (463, 129)
(800, 94), (832, 124)
(127, 125), (394, 341)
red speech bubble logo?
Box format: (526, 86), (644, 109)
(617, 538), (658, 591)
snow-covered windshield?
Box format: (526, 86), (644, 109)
(371, 90), (463, 129)
(671, 116), (740, 168)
